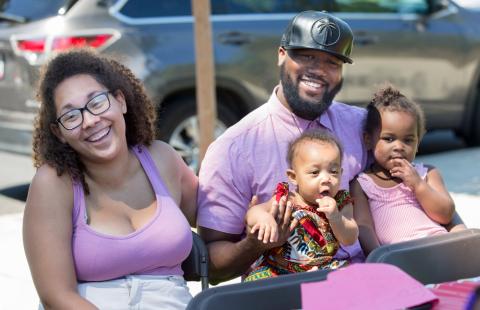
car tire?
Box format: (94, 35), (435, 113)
(157, 97), (239, 172)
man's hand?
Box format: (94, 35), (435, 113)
(389, 158), (422, 190)
(245, 194), (298, 248)
(270, 195), (298, 245)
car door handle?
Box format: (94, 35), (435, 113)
(354, 33), (378, 46)
(218, 31), (250, 45)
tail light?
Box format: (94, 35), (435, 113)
(11, 31), (120, 65)
(16, 38), (46, 53)
(52, 34), (114, 51)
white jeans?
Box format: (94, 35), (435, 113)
(40, 275), (192, 310)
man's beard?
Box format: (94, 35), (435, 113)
(280, 63), (343, 121)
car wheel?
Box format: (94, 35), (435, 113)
(157, 98), (239, 172)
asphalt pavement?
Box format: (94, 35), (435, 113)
(0, 130), (479, 309)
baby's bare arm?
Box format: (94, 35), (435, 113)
(317, 197), (358, 246)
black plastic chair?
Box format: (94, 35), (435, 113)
(186, 268), (331, 310)
(366, 228), (480, 284)
(182, 231), (209, 290)
(186, 229), (480, 309)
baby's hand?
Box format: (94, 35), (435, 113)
(390, 158), (422, 190)
(250, 212), (278, 244)
(316, 196), (341, 222)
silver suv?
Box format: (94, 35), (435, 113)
(1, 0), (480, 171)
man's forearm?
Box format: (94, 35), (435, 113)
(207, 237), (265, 284)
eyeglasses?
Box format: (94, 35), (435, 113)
(56, 91), (111, 130)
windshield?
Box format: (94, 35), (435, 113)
(0, 0), (69, 21)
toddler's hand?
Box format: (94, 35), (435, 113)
(390, 158), (422, 190)
(316, 196), (341, 222)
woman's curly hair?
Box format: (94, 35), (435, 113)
(33, 48), (156, 193)
(365, 83), (426, 140)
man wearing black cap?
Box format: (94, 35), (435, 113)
(197, 11), (368, 283)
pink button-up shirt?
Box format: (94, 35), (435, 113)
(198, 87), (367, 260)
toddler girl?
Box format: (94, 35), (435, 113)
(351, 85), (455, 254)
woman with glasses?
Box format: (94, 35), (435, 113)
(23, 49), (197, 309)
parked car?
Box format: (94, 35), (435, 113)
(0, 0), (480, 172)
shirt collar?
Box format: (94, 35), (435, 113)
(318, 108), (334, 131)
(268, 85), (335, 132)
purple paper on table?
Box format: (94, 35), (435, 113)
(301, 263), (438, 310)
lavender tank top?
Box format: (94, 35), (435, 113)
(71, 145), (192, 282)
(357, 162), (447, 245)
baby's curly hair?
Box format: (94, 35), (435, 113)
(33, 48), (156, 193)
(365, 83), (426, 140)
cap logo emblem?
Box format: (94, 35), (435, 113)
(311, 18), (340, 46)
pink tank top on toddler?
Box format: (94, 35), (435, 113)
(357, 162), (447, 245)
(71, 145), (192, 282)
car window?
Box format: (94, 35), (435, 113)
(119, 0), (191, 18)
(0, 0), (68, 21)
(333, 0), (429, 14)
(119, 0), (331, 18)
(211, 0), (330, 14)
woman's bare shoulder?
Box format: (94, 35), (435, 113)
(144, 140), (185, 179)
(148, 140), (177, 155)
(147, 140), (182, 166)
(32, 164), (71, 186)
(27, 164), (73, 210)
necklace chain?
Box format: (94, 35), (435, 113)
(289, 111), (317, 136)
(290, 112), (302, 135)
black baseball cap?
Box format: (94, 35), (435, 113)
(280, 11), (354, 64)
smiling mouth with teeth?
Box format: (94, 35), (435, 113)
(86, 127), (110, 142)
(302, 79), (324, 89)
